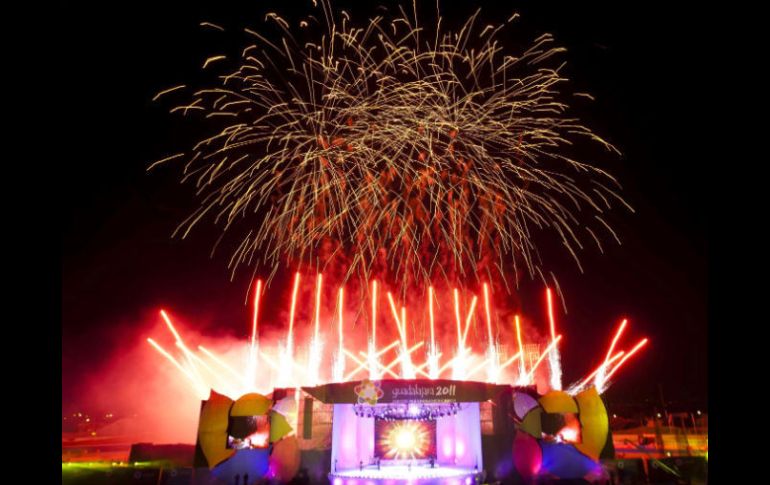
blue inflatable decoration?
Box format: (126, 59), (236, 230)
(211, 448), (270, 484)
(540, 442), (603, 479)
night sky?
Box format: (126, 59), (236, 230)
(62, 0), (707, 416)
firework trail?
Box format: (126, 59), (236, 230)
(546, 288), (563, 390)
(151, 0), (628, 300)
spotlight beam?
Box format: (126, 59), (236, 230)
(258, 349), (282, 373)
(371, 280), (378, 351)
(287, 272), (301, 356)
(357, 340), (401, 360)
(499, 351), (523, 371)
(148, 339), (208, 398)
(523, 335), (562, 382)
(467, 358), (491, 378)
(604, 319), (628, 366)
(515, 315), (527, 380)
(546, 287), (563, 390)
(387, 292), (407, 345)
(199, 345), (244, 382)
(483, 283), (494, 350)
(577, 350), (625, 389)
(345, 340), (400, 380)
(605, 338), (648, 381)
(345, 349), (400, 379)
(461, 295), (479, 348)
(251, 279), (262, 348)
(148, 338), (194, 382)
(160, 310), (205, 386)
(429, 286), (436, 351)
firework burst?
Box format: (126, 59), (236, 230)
(151, 0), (628, 298)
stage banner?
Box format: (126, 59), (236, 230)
(302, 379), (510, 404)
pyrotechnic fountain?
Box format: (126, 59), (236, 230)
(148, 277), (645, 400)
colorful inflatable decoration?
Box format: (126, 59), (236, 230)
(195, 390), (301, 484)
(272, 395), (297, 418)
(269, 435), (301, 482)
(574, 387), (609, 461)
(197, 390), (235, 469)
(513, 391), (540, 420)
(231, 392), (272, 417)
(538, 390), (578, 414)
(270, 410), (294, 444)
(519, 407), (543, 439)
(512, 388), (611, 481)
(513, 431), (542, 482)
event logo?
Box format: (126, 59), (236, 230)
(355, 379), (384, 405)
(391, 383), (457, 401)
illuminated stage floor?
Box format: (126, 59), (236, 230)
(330, 464), (481, 485)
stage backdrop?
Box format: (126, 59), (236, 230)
(374, 419), (437, 460)
(436, 402), (483, 469)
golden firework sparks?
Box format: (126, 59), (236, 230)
(152, 1), (627, 299)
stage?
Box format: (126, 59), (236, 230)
(330, 464), (482, 485)
(313, 381), (494, 485)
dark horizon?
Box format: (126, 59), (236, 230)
(62, 0), (707, 419)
